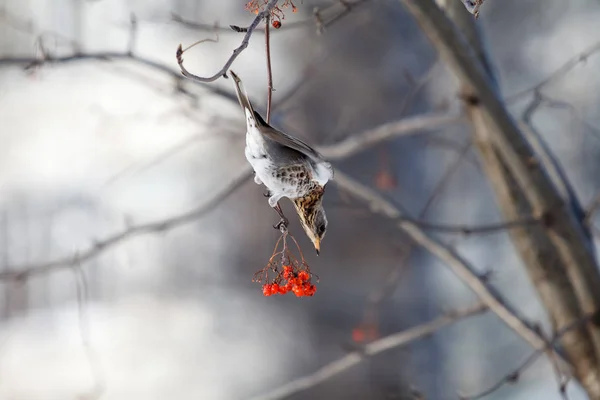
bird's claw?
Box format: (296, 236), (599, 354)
(273, 217), (289, 231)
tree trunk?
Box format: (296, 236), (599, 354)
(400, 0), (600, 397)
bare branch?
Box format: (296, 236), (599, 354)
(462, 311), (598, 400)
(506, 41), (600, 103)
(519, 92), (589, 229)
(175, 0), (280, 83)
(397, 3), (600, 386)
(319, 112), (464, 160)
(0, 167), (253, 282)
(362, 142), (475, 333)
(0, 52), (237, 104)
(332, 170), (569, 366)
(73, 266), (105, 400)
(265, 15), (274, 123)
(172, 0), (370, 34)
(0, 108), (461, 281)
(247, 303), (487, 400)
(405, 215), (540, 235)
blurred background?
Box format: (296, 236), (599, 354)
(1, 0), (600, 399)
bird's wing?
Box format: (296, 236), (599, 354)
(253, 111), (325, 162)
(231, 71), (333, 181)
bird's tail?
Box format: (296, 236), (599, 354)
(229, 70), (256, 118)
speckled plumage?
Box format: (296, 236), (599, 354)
(230, 71), (333, 253)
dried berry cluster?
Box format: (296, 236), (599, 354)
(253, 230), (318, 298)
(245, 0), (298, 28)
(262, 266), (316, 297)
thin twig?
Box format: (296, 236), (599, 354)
(360, 142), (476, 332)
(172, 0), (370, 34)
(461, 311), (598, 399)
(73, 265), (105, 400)
(319, 112), (464, 160)
(0, 52), (237, 104)
(403, 214), (540, 235)
(505, 41), (600, 103)
(0, 109), (460, 280)
(247, 303), (487, 400)
(265, 15), (273, 123)
(0, 167), (253, 281)
(175, 0), (280, 83)
(332, 170), (569, 367)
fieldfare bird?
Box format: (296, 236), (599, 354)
(230, 70), (333, 255)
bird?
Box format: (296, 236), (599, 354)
(229, 70), (333, 255)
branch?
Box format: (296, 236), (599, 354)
(405, 215), (539, 235)
(361, 142), (475, 335)
(247, 303), (487, 400)
(506, 41), (600, 103)
(0, 167), (253, 282)
(319, 112), (464, 160)
(265, 15), (274, 123)
(520, 92), (589, 231)
(462, 311), (598, 400)
(175, 0), (280, 83)
(397, 0), (600, 379)
(332, 170), (569, 366)
(0, 51), (238, 104)
(0, 108), (461, 280)
(172, 0), (371, 34)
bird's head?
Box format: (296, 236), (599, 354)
(293, 186), (328, 255)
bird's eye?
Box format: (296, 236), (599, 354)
(318, 225), (325, 235)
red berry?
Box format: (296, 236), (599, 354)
(272, 20), (282, 29)
(352, 328), (365, 343)
(262, 284), (272, 297)
(292, 285), (303, 297)
(283, 266), (293, 279)
(271, 283), (280, 294)
(298, 271), (309, 282)
(305, 284), (316, 296)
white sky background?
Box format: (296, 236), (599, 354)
(1, 0), (600, 399)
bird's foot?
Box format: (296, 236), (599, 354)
(272, 202), (289, 232)
(273, 217), (289, 232)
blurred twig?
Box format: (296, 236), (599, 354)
(320, 112), (464, 159)
(175, 0), (280, 83)
(506, 41), (600, 104)
(73, 265), (105, 400)
(461, 311), (597, 400)
(0, 109), (461, 281)
(0, 167), (253, 281)
(172, 0), (370, 34)
(0, 20), (237, 104)
(332, 170), (569, 367)
(247, 303), (487, 400)
(265, 15), (274, 123)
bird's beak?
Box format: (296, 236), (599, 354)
(314, 238), (321, 256)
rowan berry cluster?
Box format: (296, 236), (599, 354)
(253, 230), (318, 298)
(262, 266), (316, 297)
(245, 0), (298, 29)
